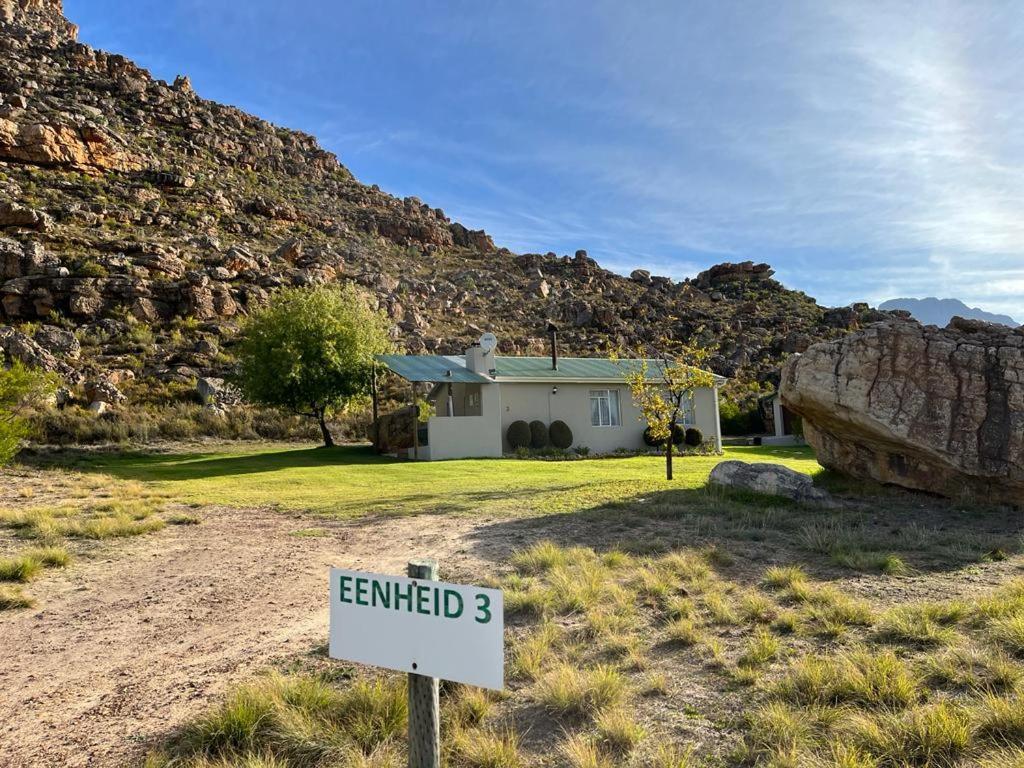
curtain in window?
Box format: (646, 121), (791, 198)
(608, 390), (620, 426)
(589, 389), (621, 427)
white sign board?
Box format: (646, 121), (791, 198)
(329, 567), (504, 690)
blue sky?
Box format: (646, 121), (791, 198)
(65, 1), (1024, 320)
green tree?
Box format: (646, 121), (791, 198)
(234, 284), (393, 447)
(617, 341), (717, 481)
(0, 358), (56, 464)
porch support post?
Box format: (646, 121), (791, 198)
(412, 380), (419, 460)
(371, 365), (380, 453)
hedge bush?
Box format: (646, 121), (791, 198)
(684, 427), (704, 447)
(529, 420), (549, 449)
(507, 420), (531, 450)
(549, 420), (573, 449)
(643, 424), (685, 447)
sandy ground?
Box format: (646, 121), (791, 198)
(0, 506), (502, 767)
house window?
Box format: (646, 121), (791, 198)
(590, 389), (621, 427)
(680, 394), (695, 425)
(466, 393), (480, 409)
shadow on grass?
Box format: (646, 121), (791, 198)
(465, 483), (1024, 582)
(20, 444), (393, 482)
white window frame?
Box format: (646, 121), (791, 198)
(678, 393), (696, 426)
(589, 389), (621, 428)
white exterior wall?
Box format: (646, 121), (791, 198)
(498, 382), (646, 454)
(693, 387), (724, 452)
(421, 379), (723, 460)
(426, 382), (503, 460)
(496, 382), (723, 455)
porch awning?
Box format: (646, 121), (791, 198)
(376, 354), (491, 384)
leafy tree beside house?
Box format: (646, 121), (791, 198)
(234, 285), (392, 448)
(617, 341), (716, 481)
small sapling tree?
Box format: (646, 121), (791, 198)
(234, 284), (392, 447)
(617, 341), (716, 480)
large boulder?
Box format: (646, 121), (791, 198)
(781, 317), (1024, 504)
(709, 460), (838, 507)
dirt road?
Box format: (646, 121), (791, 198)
(0, 507), (498, 767)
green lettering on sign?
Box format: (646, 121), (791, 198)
(444, 589), (463, 619)
(371, 580), (389, 608)
(355, 577), (369, 606)
(416, 584), (431, 615)
(394, 581), (413, 612)
(474, 593), (491, 624)
(338, 575), (352, 604)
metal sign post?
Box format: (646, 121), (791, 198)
(406, 559), (440, 768)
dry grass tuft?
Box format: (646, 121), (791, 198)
(451, 727), (523, 768)
(595, 707), (646, 753)
(535, 664), (627, 719)
(877, 602), (965, 647)
(0, 584), (34, 609)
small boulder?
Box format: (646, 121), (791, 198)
(33, 325), (81, 360)
(708, 460), (839, 507)
(630, 269), (652, 284)
(274, 238), (303, 263)
(84, 378), (126, 406)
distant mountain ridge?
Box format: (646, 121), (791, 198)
(878, 298), (1019, 328)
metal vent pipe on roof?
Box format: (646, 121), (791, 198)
(547, 322), (558, 370)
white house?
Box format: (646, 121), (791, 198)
(376, 335), (725, 460)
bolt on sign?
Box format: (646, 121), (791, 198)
(329, 567), (504, 690)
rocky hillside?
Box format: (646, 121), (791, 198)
(0, 1), (894, 416)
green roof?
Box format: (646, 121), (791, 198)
(378, 354), (725, 385)
(376, 355), (491, 384)
(493, 356), (663, 380)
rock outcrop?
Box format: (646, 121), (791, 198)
(708, 460), (838, 507)
(781, 317), (1024, 504)
(0, 119), (140, 173)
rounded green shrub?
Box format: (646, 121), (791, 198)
(507, 420), (531, 450)
(671, 423), (685, 445)
(684, 427), (704, 447)
(529, 420), (549, 449)
(549, 420), (573, 449)
(644, 424), (685, 446)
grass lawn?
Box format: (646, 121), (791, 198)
(48, 444), (822, 518)
(13, 441), (1024, 767)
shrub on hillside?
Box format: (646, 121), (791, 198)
(507, 420), (531, 450)
(0, 359), (56, 464)
(549, 420), (573, 449)
(684, 427), (704, 447)
(529, 420), (549, 449)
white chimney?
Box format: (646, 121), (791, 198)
(465, 344), (492, 375)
